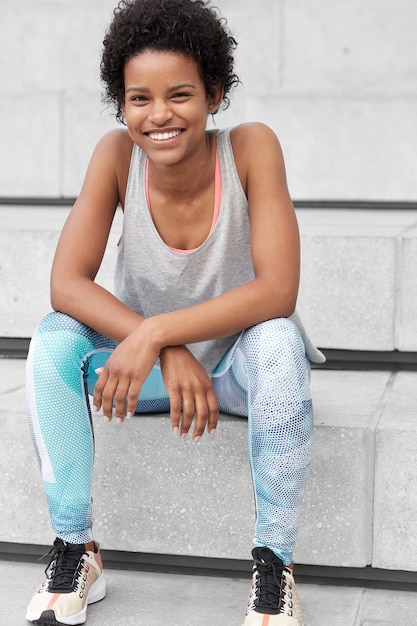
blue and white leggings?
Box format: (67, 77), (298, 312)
(26, 311), (313, 565)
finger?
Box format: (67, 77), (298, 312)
(126, 380), (142, 417)
(191, 390), (211, 440)
(179, 390), (196, 439)
(114, 381), (130, 423)
(93, 369), (109, 414)
(168, 387), (182, 435)
(206, 389), (219, 435)
(100, 377), (119, 422)
(192, 386), (218, 440)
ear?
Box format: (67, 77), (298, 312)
(207, 85), (224, 114)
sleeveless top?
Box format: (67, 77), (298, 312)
(114, 128), (325, 371)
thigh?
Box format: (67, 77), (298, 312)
(211, 336), (249, 417)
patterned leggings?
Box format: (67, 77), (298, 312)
(26, 312), (313, 565)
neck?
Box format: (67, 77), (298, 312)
(147, 132), (216, 201)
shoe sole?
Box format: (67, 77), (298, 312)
(26, 574), (106, 625)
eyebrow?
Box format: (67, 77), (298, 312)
(125, 83), (197, 94)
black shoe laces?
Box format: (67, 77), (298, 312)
(251, 550), (291, 615)
(41, 539), (86, 593)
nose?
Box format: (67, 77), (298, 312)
(148, 98), (174, 125)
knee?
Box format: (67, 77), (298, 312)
(36, 312), (86, 335)
(31, 312), (95, 363)
(242, 318), (306, 361)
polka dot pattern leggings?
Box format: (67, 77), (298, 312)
(26, 312), (313, 565)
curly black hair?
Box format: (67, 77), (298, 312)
(101, 0), (240, 123)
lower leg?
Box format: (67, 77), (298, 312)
(241, 318), (313, 566)
(26, 312), (116, 544)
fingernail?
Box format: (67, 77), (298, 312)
(104, 415), (111, 423)
(180, 433), (187, 440)
(127, 412), (133, 419)
(92, 405), (98, 413)
(193, 436), (201, 443)
(209, 428), (217, 436)
(95, 367), (103, 374)
(117, 417), (123, 424)
(173, 426), (179, 435)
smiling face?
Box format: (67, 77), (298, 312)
(122, 49), (223, 167)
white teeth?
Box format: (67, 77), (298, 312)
(148, 130), (182, 141)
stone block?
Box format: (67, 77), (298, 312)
(0, 360), (389, 568)
(397, 226), (417, 351)
(0, 5), (61, 92)
(295, 369), (389, 567)
(0, 93), (61, 197)
(62, 91), (118, 197)
(215, 0), (282, 95)
(360, 587), (417, 626)
(373, 371), (417, 571)
(282, 0), (417, 96)
(0, 359), (52, 544)
(92, 411), (255, 558)
(0, 207), (121, 337)
(296, 209), (403, 350)
(246, 96), (417, 201)
(0, 358), (255, 557)
(0, 2), (114, 93)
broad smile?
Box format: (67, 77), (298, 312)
(146, 129), (184, 141)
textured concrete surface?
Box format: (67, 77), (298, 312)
(3, 560), (417, 626)
(295, 208), (417, 352)
(295, 370), (390, 568)
(1, 1), (417, 200)
(2, 359), (416, 572)
(373, 372), (417, 571)
(397, 225), (417, 351)
(0, 206), (121, 337)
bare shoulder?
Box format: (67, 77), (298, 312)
(229, 123), (286, 191)
(230, 122), (282, 153)
(82, 128), (133, 206)
(92, 128), (133, 164)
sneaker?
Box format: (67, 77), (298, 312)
(26, 538), (106, 625)
(242, 547), (303, 625)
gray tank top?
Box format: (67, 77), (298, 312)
(114, 128), (325, 371)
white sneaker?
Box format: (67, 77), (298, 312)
(242, 547), (303, 625)
(26, 538), (106, 625)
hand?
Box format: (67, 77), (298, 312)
(93, 323), (160, 423)
(160, 346), (219, 441)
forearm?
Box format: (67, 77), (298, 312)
(147, 278), (297, 350)
(52, 273), (296, 352)
(51, 277), (144, 343)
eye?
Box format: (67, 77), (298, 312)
(171, 92), (191, 100)
(129, 95), (149, 104)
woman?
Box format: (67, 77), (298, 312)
(25, 1), (324, 624)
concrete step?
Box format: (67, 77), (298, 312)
(1, 205), (417, 352)
(3, 559), (417, 626)
(1, 358), (416, 573)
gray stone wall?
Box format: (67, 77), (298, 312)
(0, 0), (416, 200)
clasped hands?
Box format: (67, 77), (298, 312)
(92, 323), (218, 441)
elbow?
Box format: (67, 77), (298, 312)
(269, 287), (298, 319)
(280, 301), (297, 319)
(50, 273), (76, 314)
(50, 281), (66, 313)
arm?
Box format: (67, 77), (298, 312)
(53, 129), (218, 435)
(50, 129), (144, 342)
